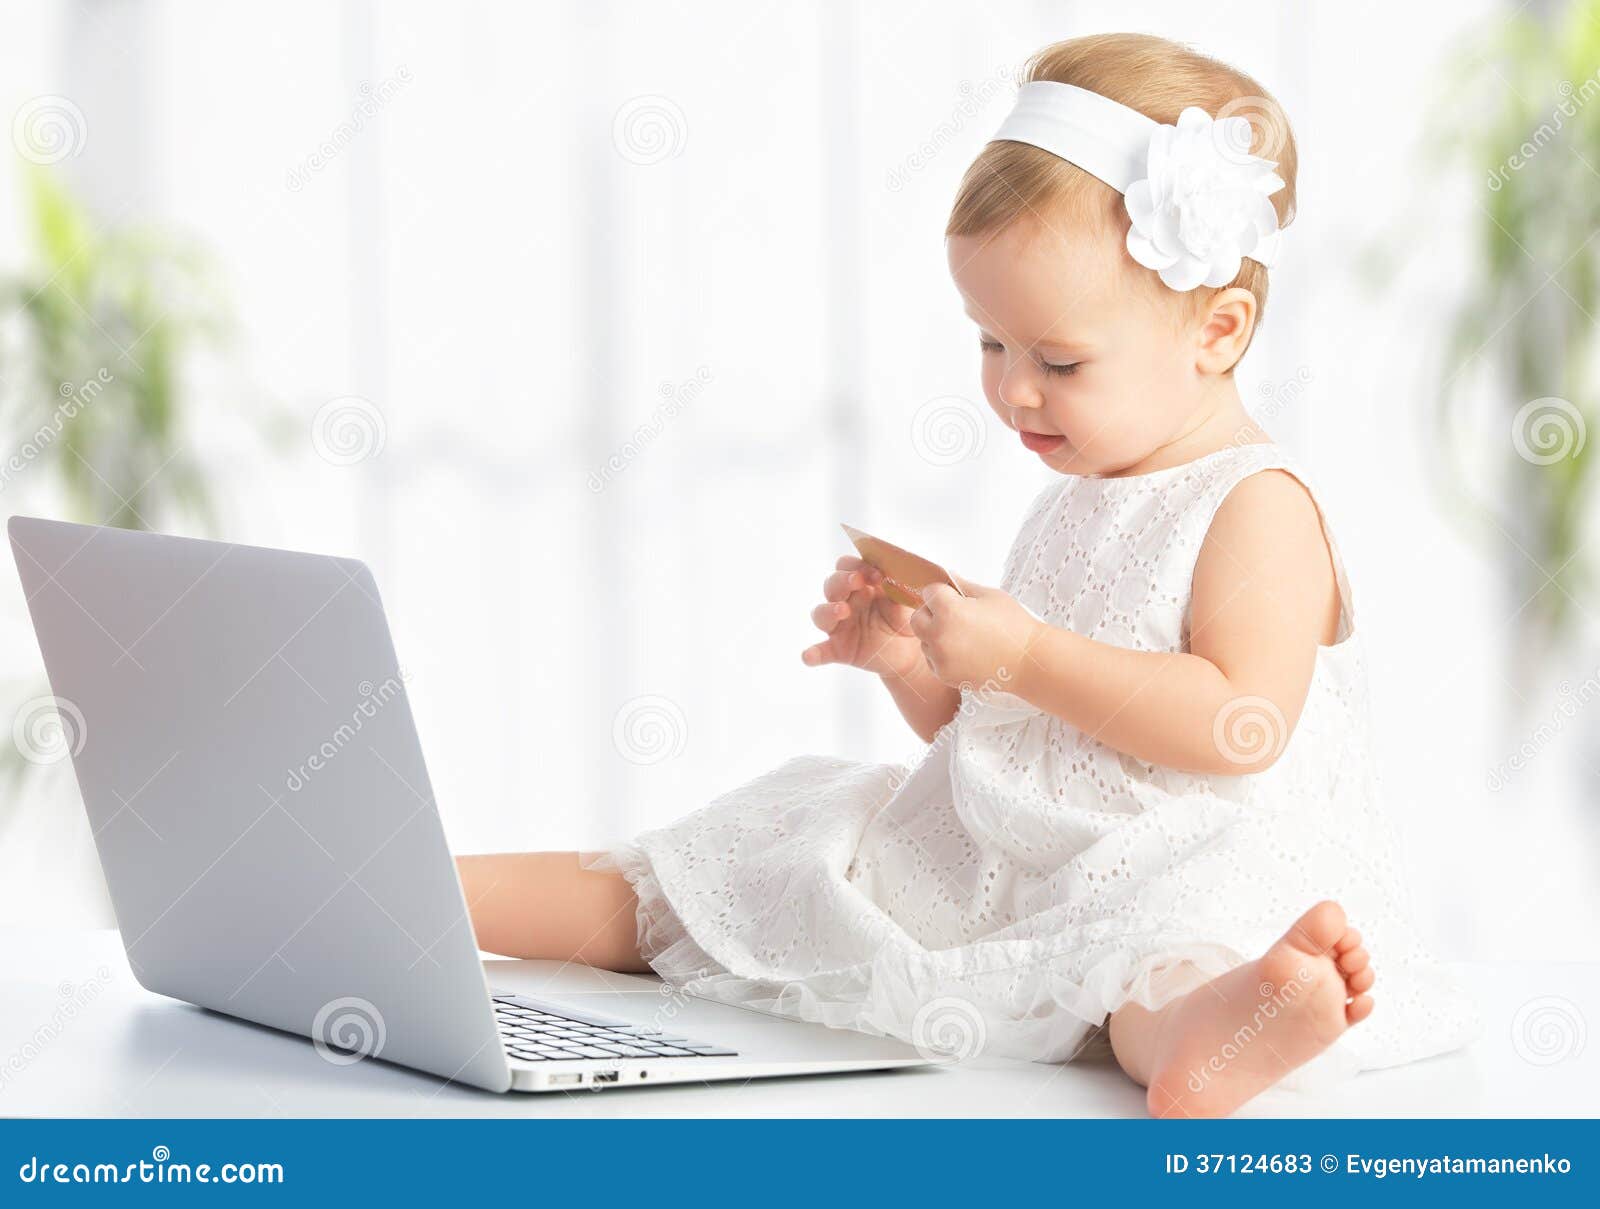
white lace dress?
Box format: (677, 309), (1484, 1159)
(600, 443), (1480, 1080)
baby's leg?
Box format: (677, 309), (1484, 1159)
(454, 852), (650, 972)
(1107, 901), (1374, 1118)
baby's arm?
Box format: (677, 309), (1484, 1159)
(916, 471), (1340, 773)
(878, 659), (964, 743)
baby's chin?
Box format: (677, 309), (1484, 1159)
(1036, 444), (1150, 478)
(1031, 441), (1101, 475)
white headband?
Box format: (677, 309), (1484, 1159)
(990, 81), (1286, 292)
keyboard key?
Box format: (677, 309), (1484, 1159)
(574, 1046), (617, 1059)
(681, 1045), (740, 1056)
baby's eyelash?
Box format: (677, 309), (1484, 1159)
(978, 337), (1079, 377)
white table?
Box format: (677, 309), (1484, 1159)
(1, 930), (1592, 1117)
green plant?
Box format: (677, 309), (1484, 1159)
(0, 167), (231, 529)
(1427, 0), (1600, 660)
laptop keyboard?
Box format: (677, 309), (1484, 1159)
(492, 994), (739, 1063)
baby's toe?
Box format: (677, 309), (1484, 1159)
(1334, 928), (1362, 955)
(1346, 965), (1375, 995)
(1286, 900), (1348, 957)
(1337, 946), (1369, 975)
(1347, 994), (1375, 1025)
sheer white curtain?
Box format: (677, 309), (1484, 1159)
(1, 0), (1533, 958)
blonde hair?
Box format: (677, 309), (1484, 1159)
(947, 33), (1298, 343)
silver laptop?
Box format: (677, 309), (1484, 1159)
(9, 516), (931, 1093)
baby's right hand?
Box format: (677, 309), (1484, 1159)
(801, 557), (923, 679)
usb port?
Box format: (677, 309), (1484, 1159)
(593, 1070), (619, 1084)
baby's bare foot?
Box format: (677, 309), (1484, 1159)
(1145, 900), (1374, 1118)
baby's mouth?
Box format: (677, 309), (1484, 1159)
(1018, 429), (1067, 455)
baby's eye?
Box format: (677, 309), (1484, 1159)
(1041, 360), (1079, 378)
(978, 336), (1003, 354)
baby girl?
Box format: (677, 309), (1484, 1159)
(459, 32), (1477, 1116)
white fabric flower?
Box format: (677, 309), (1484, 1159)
(1123, 107), (1285, 292)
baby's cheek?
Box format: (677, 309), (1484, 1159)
(1059, 403), (1125, 459)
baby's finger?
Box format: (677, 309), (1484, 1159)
(811, 600), (850, 633)
(823, 569), (864, 602)
(801, 639), (844, 667)
(835, 555), (884, 584)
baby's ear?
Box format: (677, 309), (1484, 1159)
(1195, 286), (1257, 375)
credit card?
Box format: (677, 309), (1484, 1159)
(840, 524), (962, 609)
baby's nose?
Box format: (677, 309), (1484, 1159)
(995, 361), (1046, 410)
(999, 378), (1045, 410)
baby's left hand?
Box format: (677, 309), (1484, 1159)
(911, 579), (1041, 689)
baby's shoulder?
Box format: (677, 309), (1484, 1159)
(1207, 466), (1326, 544)
(1198, 467), (1342, 645)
